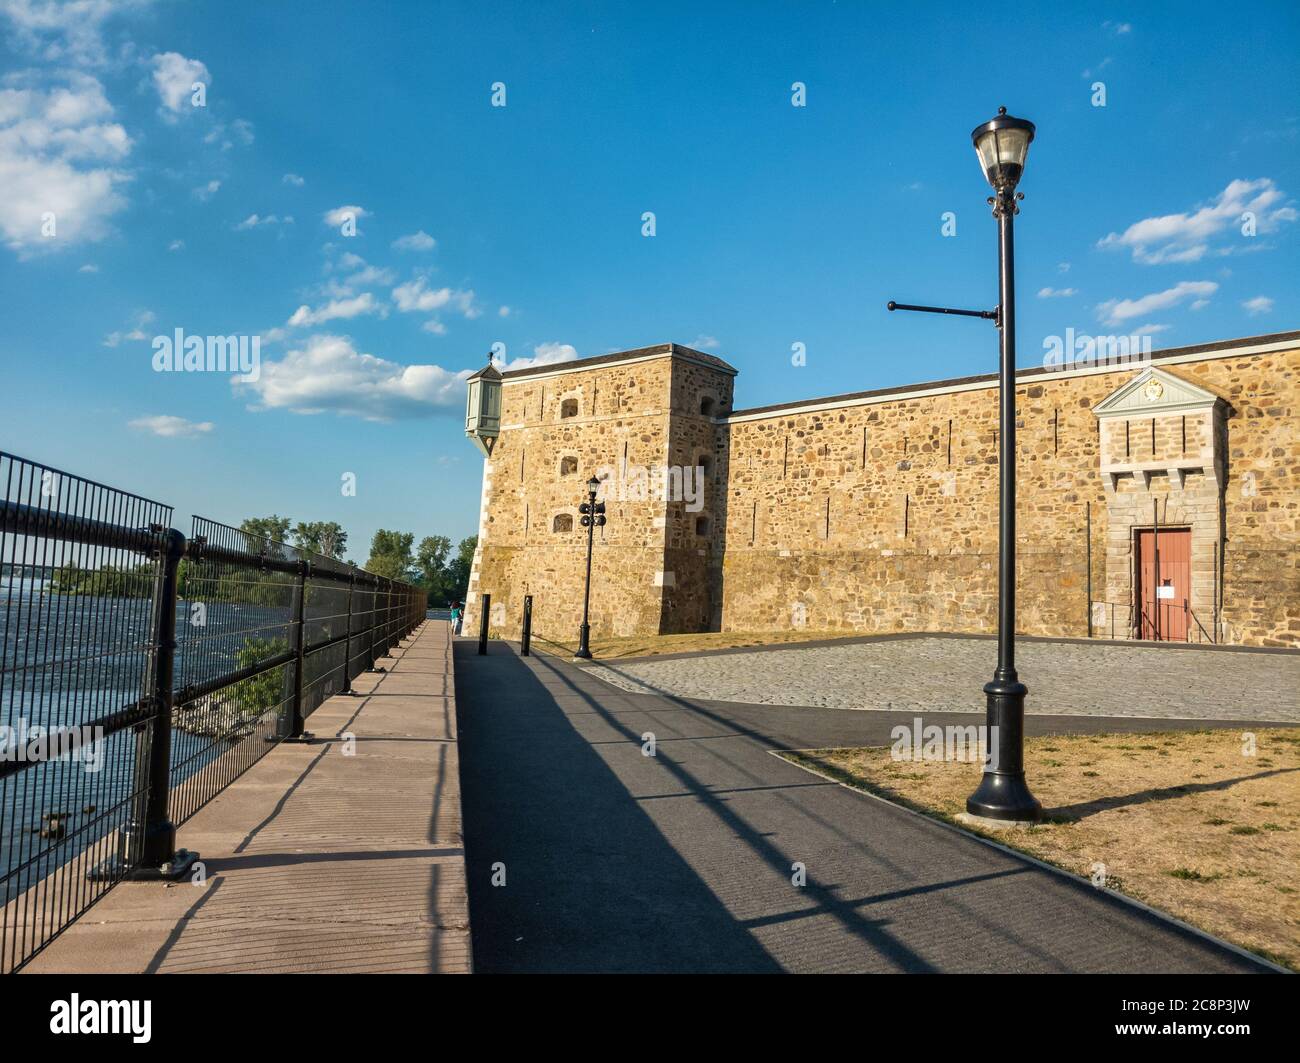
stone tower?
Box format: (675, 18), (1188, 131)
(462, 343), (736, 642)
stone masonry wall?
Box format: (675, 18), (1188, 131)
(467, 342), (1298, 648)
(1180, 354), (1299, 646)
(719, 347), (1298, 646)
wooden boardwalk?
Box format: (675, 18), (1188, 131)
(24, 621), (469, 974)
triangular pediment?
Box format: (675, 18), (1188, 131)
(1092, 367), (1222, 419)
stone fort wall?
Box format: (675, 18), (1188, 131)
(464, 335), (1299, 649)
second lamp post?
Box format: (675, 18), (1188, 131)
(574, 475), (607, 659)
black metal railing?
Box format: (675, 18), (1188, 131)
(1089, 598), (1218, 644)
(0, 451), (425, 972)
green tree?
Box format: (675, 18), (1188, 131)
(239, 515), (291, 556)
(365, 529), (416, 581)
(415, 535), (451, 584)
(233, 637), (290, 717)
(292, 521), (348, 560)
(442, 536), (477, 602)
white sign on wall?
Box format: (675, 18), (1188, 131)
(1157, 586), (1176, 600)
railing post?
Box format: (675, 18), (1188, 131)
(279, 557), (313, 742)
(381, 579), (388, 654)
(521, 594), (532, 656)
(366, 574), (384, 672)
(342, 569), (356, 696)
(93, 526), (198, 881)
(478, 593), (490, 655)
(1085, 502), (1092, 638)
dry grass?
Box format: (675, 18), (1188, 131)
(779, 728), (1300, 970)
(529, 629), (861, 660)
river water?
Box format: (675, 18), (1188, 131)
(0, 581), (292, 898)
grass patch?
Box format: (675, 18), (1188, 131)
(1166, 868), (1224, 883)
(530, 628), (873, 660)
(778, 727), (1300, 970)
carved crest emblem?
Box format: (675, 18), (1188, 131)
(1143, 378), (1164, 402)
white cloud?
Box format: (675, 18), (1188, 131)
(192, 178), (220, 201)
(498, 305), (511, 317)
(0, 71), (131, 251)
(1096, 281), (1218, 326)
(102, 308), (154, 347)
(1098, 179), (1297, 264)
(150, 51), (208, 115)
(1132, 323), (1170, 336)
(317, 277), (353, 299)
(167, 238), (183, 251)
(287, 292), (386, 327)
(504, 342), (579, 372)
(202, 117), (253, 150)
(391, 275), (478, 318)
(235, 212), (292, 230)
(0, 0), (148, 68)
(234, 333), (471, 420)
(392, 229), (435, 252)
(688, 333), (720, 350)
(1242, 296), (1274, 316)
(129, 414), (213, 438)
(1037, 287), (1077, 299)
(344, 261), (394, 287)
(282, 172), (304, 186)
(1081, 56), (1112, 79)
(77, 261), (96, 272)
(323, 203), (368, 228)
(421, 319), (447, 335)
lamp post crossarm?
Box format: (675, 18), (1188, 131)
(887, 300), (999, 323)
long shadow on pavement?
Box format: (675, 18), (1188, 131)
(456, 640), (1272, 974)
(455, 640), (783, 972)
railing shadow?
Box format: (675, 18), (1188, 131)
(1046, 767), (1299, 822)
(454, 640), (785, 973)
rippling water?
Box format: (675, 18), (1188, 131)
(0, 584), (292, 897)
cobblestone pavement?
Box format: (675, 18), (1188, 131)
(587, 637), (1300, 722)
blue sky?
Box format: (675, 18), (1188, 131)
(1, 0), (1296, 553)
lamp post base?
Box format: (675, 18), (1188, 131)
(573, 622), (592, 660)
(966, 677), (1041, 822)
(966, 772), (1041, 821)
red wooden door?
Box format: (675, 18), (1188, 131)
(1135, 528), (1191, 640)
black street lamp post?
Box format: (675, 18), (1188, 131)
(573, 475), (607, 660)
(888, 107), (1041, 822)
